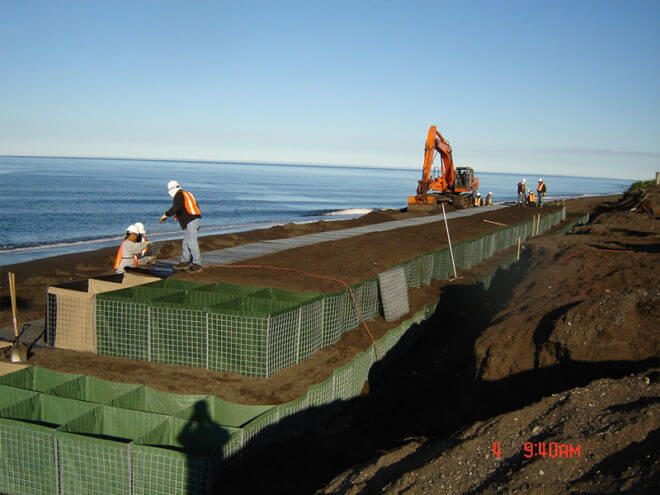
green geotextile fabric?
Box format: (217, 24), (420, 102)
(93, 208), (567, 377)
(0, 246), (534, 495)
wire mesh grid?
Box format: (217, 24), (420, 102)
(132, 448), (208, 495)
(46, 292), (57, 347)
(296, 300), (324, 362)
(46, 290), (95, 352)
(276, 395), (309, 440)
(56, 435), (132, 495)
(266, 311), (298, 376)
(207, 313), (268, 377)
(419, 253), (434, 286)
(322, 292), (349, 347)
(333, 363), (357, 400)
(0, 422), (57, 495)
(149, 306), (207, 368)
(96, 300), (149, 361)
(241, 407), (280, 449)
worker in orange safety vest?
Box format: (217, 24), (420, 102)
(528, 191), (536, 206)
(537, 178), (547, 207)
(485, 192), (493, 205)
(114, 224), (149, 274)
(160, 180), (202, 272)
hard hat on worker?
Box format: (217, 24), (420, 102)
(538, 178), (543, 182)
(522, 178), (526, 183)
(126, 224), (139, 235)
(167, 180), (181, 198)
(134, 222), (146, 234)
(477, 192), (481, 196)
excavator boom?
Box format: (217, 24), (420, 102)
(409, 125), (478, 209)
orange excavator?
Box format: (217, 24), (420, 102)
(408, 125), (479, 210)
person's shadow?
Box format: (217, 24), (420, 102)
(177, 400), (231, 495)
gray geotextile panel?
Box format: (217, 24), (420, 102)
(378, 267), (409, 322)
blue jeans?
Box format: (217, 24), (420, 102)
(518, 192), (525, 205)
(182, 218), (201, 265)
(537, 193), (543, 207)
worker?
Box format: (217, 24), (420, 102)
(528, 190), (536, 206)
(485, 192), (493, 205)
(474, 192), (483, 207)
(517, 178), (526, 205)
(159, 180), (202, 272)
(537, 178), (546, 207)
(134, 222), (154, 263)
(114, 224), (149, 274)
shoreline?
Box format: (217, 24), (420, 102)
(0, 192), (621, 267)
(0, 194), (619, 332)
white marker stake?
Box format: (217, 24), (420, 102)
(442, 203), (458, 278)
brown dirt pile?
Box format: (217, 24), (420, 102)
(319, 370), (659, 495)
(475, 187), (659, 381)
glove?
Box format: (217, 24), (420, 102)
(159, 214), (168, 223)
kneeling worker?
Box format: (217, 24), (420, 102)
(159, 180), (203, 272)
(485, 192), (493, 205)
(114, 224), (149, 274)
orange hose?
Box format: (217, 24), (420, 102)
(558, 247), (637, 263)
(205, 264), (382, 360)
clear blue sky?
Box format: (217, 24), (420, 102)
(1, 0), (658, 179)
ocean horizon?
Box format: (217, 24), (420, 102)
(0, 155), (636, 266)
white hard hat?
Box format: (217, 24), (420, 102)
(488, 192), (492, 195)
(134, 222), (146, 234)
(538, 178), (543, 182)
(167, 180), (181, 198)
(477, 192), (481, 196)
(126, 224), (139, 235)
(522, 178), (526, 183)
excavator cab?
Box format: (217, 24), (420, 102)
(454, 167), (475, 191)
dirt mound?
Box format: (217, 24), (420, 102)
(319, 370), (659, 495)
(475, 190), (659, 382)
(537, 288), (659, 367)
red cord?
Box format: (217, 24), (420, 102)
(558, 247), (637, 262)
(205, 264), (383, 360)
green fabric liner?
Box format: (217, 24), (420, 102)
(0, 394), (98, 428)
(133, 416), (240, 456)
(0, 366), (80, 392)
(196, 281), (263, 295)
(108, 386), (208, 415)
(0, 395), (100, 495)
(0, 384), (37, 410)
(207, 296), (300, 317)
(249, 287), (322, 304)
(174, 395), (273, 428)
(57, 406), (170, 443)
(151, 289), (237, 308)
(48, 375), (142, 404)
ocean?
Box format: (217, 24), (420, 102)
(0, 156), (634, 266)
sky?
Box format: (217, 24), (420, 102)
(0, 0), (658, 179)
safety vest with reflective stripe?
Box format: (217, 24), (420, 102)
(140, 236), (148, 256)
(181, 191), (200, 216)
(529, 191), (536, 203)
(114, 241), (139, 270)
(537, 183), (545, 194)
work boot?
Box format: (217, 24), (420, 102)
(188, 264), (203, 273)
(173, 262), (190, 270)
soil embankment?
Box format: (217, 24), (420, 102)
(217, 187), (659, 494)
